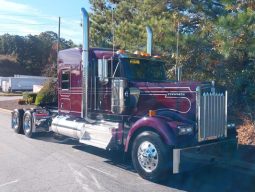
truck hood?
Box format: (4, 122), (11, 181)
(128, 80), (211, 120)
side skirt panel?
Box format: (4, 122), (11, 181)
(51, 115), (119, 149)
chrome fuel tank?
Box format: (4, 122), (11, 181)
(51, 115), (80, 139)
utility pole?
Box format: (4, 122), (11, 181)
(111, 8), (115, 76)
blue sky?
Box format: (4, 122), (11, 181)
(0, 0), (91, 44)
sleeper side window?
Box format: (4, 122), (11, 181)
(61, 70), (70, 90)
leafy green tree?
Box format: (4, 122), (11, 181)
(211, 1), (255, 107)
(0, 31), (76, 76)
(89, 0), (226, 75)
(89, 0), (255, 115)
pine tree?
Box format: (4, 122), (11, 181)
(89, 0), (255, 108)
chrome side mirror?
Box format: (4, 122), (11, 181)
(98, 59), (108, 85)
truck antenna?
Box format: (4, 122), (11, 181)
(112, 7), (115, 57)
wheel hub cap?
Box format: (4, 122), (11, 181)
(137, 141), (158, 173)
(23, 116), (31, 134)
(12, 114), (18, 128)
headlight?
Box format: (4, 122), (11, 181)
(177, 126), (193, 135)
(227, 123), (236, 129)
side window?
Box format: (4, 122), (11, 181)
(97, 59), (121, 83)
(61, 70), (70, 90)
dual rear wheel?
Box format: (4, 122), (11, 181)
(12, 109), (24, 134)
(11, 109), (33, 138)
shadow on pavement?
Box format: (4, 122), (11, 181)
(32, 132), (79, 146)
(33, 133), (255, 192)
(73, 144), (255, 192)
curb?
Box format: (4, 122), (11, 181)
(0, 108), (12, 113)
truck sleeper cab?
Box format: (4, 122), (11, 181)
(11, 7), (237, 182)
(11, 46), (237, 182)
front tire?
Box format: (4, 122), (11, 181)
(23, 111), (34, 138)
(131, 131), (172, 182)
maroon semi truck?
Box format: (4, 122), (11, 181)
(11, 8), (237, 182)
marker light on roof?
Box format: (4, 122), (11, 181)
(134, 51), (141, 55)
(153, 55), (161, 59)
(116, 49), (125, 54)
(134, 51), (150, 57)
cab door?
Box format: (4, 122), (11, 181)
(59, 69), (71, 113)
(97, 59), (121, 113)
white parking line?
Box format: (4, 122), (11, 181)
(68, 164), (92, 191)
(86, 165), (117, 179)
(0, 180), (19, 188)
(86, 169), (103, 190)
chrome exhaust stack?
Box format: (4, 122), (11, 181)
(146, 26), (153, 55)
(81, 8), (93, 122)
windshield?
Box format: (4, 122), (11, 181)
(121, 58), (167, 82)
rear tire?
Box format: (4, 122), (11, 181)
(12, 109), (24, 134)
(23, 111), (33, 138)
(131, 131), (172, 182)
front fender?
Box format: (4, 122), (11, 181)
(124, 117), (177, 152)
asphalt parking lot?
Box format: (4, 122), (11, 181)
(0, 110), (255, 192)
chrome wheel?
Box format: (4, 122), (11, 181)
(23, 114), (32, 135)
(12, 109), (24, 134)
(137, 141), (158, 173)
(12, 112), (19, 129)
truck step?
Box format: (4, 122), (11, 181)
(79, 121), (119, 150)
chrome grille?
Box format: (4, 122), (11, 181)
(197, 90), (227, 142)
